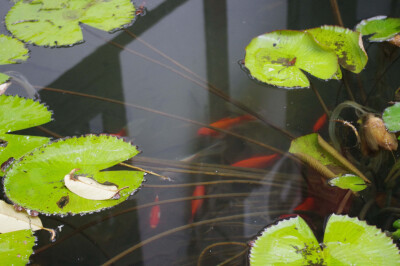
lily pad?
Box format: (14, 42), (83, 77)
(4, 135), (144, 215)
(0, 229), (35, 265)
(356, 16), (400, 42)
(0, 95), (52, 174)
(244, 30), (339, 88)
(31, 0), (70, 10)
(383, 102), (400, 132)
(249, 215), (400, 265)
(307, 26), (368, 73)
(6, 0), (136, 47)
(328, 174), (367, 192)
(0, 35), (29, 85)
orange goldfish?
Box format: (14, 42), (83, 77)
(149, 195), (160, 229)
(197, 114), (255, 137)
(313, 113), (327, 132)
(110, 128), (127, 137)
(190, 185), (205, 222)
(231, 153), (280, 168)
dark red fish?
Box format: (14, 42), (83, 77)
(190, 185), (205, 222)
(313, 113), (327, 132)
(149, 195), (160, 229)
(110, 128), (127, 137)
(231, 153), (280, 168)
(197, 114), (256, 137)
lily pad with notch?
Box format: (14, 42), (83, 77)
(356, 16), (400, 42)
(249, 214), (400, 265)
(244, 30), (339, 88)
(306, 25), (368, 73)
(0, 229), (36, 265)
(3, 135), (144, 215)
(0, 35), (29, 85)
(328, 174), (367, 192)
(6, 0), (136, 47)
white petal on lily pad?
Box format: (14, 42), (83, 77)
(64, 169), (128, 200)
(0, 200), (42, 233)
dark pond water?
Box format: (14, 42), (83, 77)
(1, 0), (400, 265)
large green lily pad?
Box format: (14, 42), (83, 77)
(356, 16), (400, 42)
(383, 102), (400, 132)
(249, 215), (400, 265)
(4, 135), (144, 215)
(0, 229), (35, 265)
(307, 26), (368, 73)
(244, 30), (339, 88)
(6, 0), (136, 47)
(0, 35), (29, 85)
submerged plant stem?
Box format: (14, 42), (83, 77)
(119, 162), (171, 181)
(196, 241), (247, 266)
(329, 0), (344, 27)
(101, 211), (282, 266)
(310, 82), (330, 117)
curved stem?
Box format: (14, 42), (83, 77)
(197, 242), (247, 266)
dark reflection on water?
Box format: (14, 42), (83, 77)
(1, 0), (400, 265)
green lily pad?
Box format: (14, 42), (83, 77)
(0, 229), (35, 265)
(0, 134), (50, 174)
(249, 216), (323, 265)
(244, 30), (339, 88)
(6, 0), (136, 47)
(0, 95), (52, 134)
(0, 35), (29, 85)
(328, 174), (367, 192)
(31, 0), (69, 10)
(383, 102), (400, 132)
(4, 135), (144, 215)
(356, 16), (400, 42)
(307, 26), (368, 73)
(323, 214), (400, 265)
(249, 215), (400, 265)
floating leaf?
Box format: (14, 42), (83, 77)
(0, 229), (35, 265)
(64, 168), (128, 200)
(31, 0), (69, 10)
(6, 0), (136, 47)
(4, 135), (144, 215)
(307, 25), (368, 73)
(0, 35), (29, 85)
(323, 214), (400, 265)
(0, 200), (43, 233)
(328, 174), (367, 192)
(0, 95), (52, 134)
(249, 215), (400, 265)
(0, 134), (50, 175)
(244, 30), (339, 88)
(383, 102), (400, 132)
(356, 16), (400, 42)
(249, 216), (322, 265)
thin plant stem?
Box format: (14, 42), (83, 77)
(336, 189), (352, 214)
(329, 0), (344, 26)
(218, 247), (248, 266)
(101, 211), (282, 265)
(310, 82), (330, 118)
(197, 241), (247, 266)
(119, 162), (172, 181)
(84, 26), (295, 140)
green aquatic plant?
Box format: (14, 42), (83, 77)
(356, 16), (400, 42)
(328, 174), (367, 192)
(383, 102), (400, 132)
(0, 229), (36, 265)
(0, 95), (52, 174)
(6, 0), (136, 47)
(249, 214), (400, 265)
(306, 25), (368, 74)
(244, 30), (339, 88)
(0, 35), (29, 85)
(3, 135), (144, 215)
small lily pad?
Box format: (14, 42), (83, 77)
(249, 215), (400, 265)
(0, 229), (35, 265)
(383, 102), (400, 132)
(307, 25), (368, 73)
(328, 174), (367, 192)
(4, 135), (144, 215)
(0, 35), (29, 85)
(356, 16), (400, 42)
(6, 0), (136, 47)
(244, 30), (339, 88)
